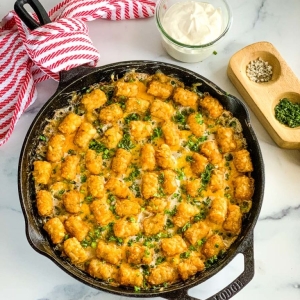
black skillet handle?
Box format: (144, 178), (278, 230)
(162, 232), (254, 300)
(14, 0), (51, 30)
(58, 66), (99, 92)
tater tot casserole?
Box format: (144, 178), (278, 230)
(32, 70), (255, 291)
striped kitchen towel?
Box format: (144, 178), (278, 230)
(0, 0), (156, 146)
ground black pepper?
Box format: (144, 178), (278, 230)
(246, 57), (273, 83)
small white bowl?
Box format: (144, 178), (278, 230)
(155, 0), (232, 63)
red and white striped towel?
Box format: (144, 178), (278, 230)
(0, 0), (156, 146)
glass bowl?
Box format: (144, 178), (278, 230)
(155, 0), (232, 63)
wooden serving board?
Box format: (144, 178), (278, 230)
(227, 41), (300, 149)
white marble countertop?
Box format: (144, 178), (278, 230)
(1, 0), (300, 299)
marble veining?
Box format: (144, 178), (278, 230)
(1, 0), (300, 299)
(259, 204), (300, 221)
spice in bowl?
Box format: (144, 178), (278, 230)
(274, 98), (300, 128)
(246, 57), (273, 83)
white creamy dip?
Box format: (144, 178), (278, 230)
(162, 1), (223, 46)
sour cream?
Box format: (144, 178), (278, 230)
(162, 1), (223, 46)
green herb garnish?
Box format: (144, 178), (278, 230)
(173, 111), (187, 128)
(150, 127), (163, 141)
(185, 135), (207, 151)
(275, 98), (300, 128)
(186, 155), (194, 163)
(89, 139), (114, 159)
(124, 113), (140, 124)
(156, 256), (166, 265)
(67, 149), (76, 155)
(124, 164), (140, 182)
(180, 251), (191, 259)
(80, 174), (87, 183)
(195, 113), (204, 124)
(39, 135), (47, 141)
(176, 168), (185, 180)
(134, 286), (141, 292)
(164, 206), (177, 216)
(200, 163), (214, 187)
(118, 133), (135, 150)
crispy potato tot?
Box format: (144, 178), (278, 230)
(58, 112), (82, 134)
(173, 87), (198, 109)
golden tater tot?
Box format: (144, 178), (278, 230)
(161, 235), (187, 256)
(99, 103), (123, 123)
(216, 127), (237, 153)
(143, 213), (165, 236)
(141, 172), (158, 199)
(58, 112), (82, 134)
(162, 170), (177, 195)
(126, 98), (150, 113)
(173, 202), (199, 227)
(102, 126), (123, 149)
(43, 217), (66, 244)
(200, 140), (223, 165)
(186, 179), (201, 197)
(130, 121), (152, 140)
(64, 215), (89, 242)
(148, 263), (178, 285)
(162, 121), (180, 146)
(87, 175), (105, 198)
(113, 217), (140, 238)
(199, 95), (223, 119)
(178, 256), (205, 280)
(209, 169), (225, 192)
(173, 87), (198, 109)
(64, 237), (88, 264)
(46, 134), (65, 162)
(233, 175), (254, 201)
(187, 113), (206, 137)
(115, 81), (139, 97)
(233, 149), (253, 173)
(141, 143), (156, 171)
(115, 199), (140, 216)
(147, 80), (173, 99)
(81, 88), (107, 112)
(191, 153), (208, 175)
(73, 122), (97, 149)
(184, 221), (209, 245)
(88, 259), (119, 281)
(62, 190), (82, 214)
(96, 240), (123, 265)
(150, 99), (175, 121)
(202, 234), (225, 258)
(223, 204), (242, 234)
(33, 161), (52, 185)
(85, 149), (102, 175)
(208, 197), (227, 225)
(105, 177), (131, 199)
(156, 144), (175, 169)
(111, 148), (132, 175)
(126, 244), (153, 265)
(119, 263), (143, 287)
(36, 190), (53, 216)
(90, 198), (114, 226)
(146, 198), (168, 213)
(61, 155), (79, 181)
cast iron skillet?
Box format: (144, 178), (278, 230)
(17, 0), (265, 299)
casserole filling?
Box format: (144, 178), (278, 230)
(33, 71), (254, 290)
